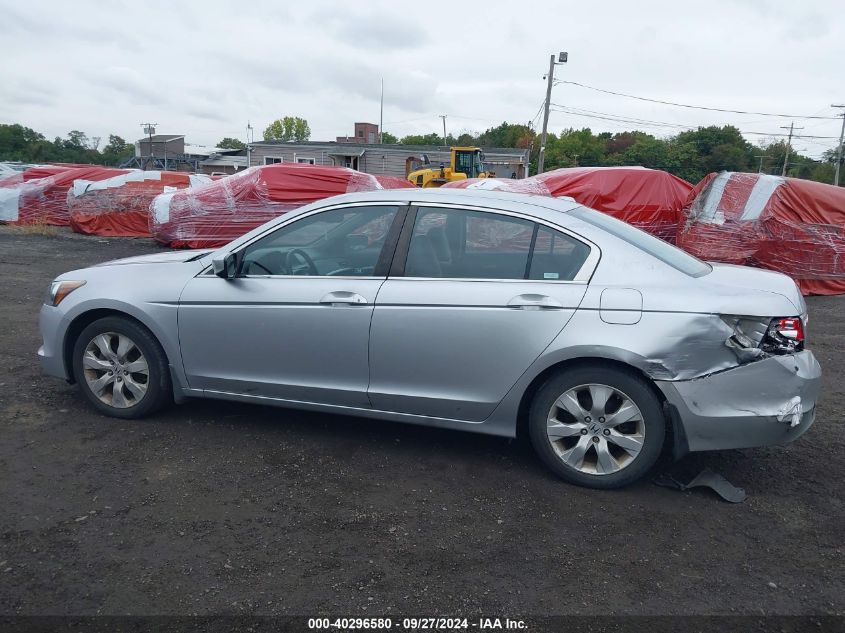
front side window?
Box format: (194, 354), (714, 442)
(240, 205), (398, 277)
(405, 207), (590, 281)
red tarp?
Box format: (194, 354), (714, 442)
(150, 163), (405, 248)
(443, 167), (693, 242)
(69, 171), (212, 238)
(532, 167), (694, 242)
(0, 165), (81, 188)
(676, 172), (845, 296)
(373, 175), (417, 189)
(0, 167), (130, 225)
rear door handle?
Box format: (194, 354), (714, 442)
(507, 293), (564, 309)
(320, 291), (368, 306)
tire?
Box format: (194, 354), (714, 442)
(528, 364), (665, 489)
(72, 316), (171, 419)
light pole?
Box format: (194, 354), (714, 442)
(537, 51), (567, 175)
(141, 123), (158, 170)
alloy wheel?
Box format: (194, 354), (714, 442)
(546, 383), (645, 475)
(82, 332), (149, 408)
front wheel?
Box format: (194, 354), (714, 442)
(528, 365), (665, 489)
(72, 316), (171, 419)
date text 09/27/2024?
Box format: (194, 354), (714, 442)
(307, 617), (527, 630)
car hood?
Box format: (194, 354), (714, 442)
(95, 249), (214, 267)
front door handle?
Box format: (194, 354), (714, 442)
(507, 294), (564, 309)
(320, 291), (368, 306)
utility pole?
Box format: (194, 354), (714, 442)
(833, 105), (845, 186)
(537, 55), (555, 175)
(537, 51), (567, 174)
(755, 154), (766, 173)
(379, 78), (384, 144)
(439, 115), (447, 146)
(246, 122), (254, 169)
(140, 123), (158, 170)
(779, 122), (803, 177)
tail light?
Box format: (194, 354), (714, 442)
(762, 316), (805, 354)
(774, 318), (804, 342)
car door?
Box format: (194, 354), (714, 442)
(367, 204), (594, 421)
(178, 203), (405, 407)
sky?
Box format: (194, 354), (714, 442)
(1, 0), (842, 159)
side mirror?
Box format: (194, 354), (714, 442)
(212, 252), (238, 279)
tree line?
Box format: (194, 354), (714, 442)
(391, 122), (839, 185)
(0, 124), (136, 167)
(1, 120), (839, 186)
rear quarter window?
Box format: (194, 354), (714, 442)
(570, 206), (711, 277)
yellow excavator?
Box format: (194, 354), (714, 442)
(407, 147), (495, 187)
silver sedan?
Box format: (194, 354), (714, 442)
(38, 188), (821, 488)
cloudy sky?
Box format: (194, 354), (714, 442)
(1, 0), (842, 158)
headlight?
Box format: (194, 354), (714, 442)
(46, 280), (86, 306)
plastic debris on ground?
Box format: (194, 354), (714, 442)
(677, 171), (845, 296)
(150, 164), (409, 248)
(444, 166), (693, 242)
(68, 171), (212, 238)
(654, 468), (747, 503)
(0, 166), (130, 225)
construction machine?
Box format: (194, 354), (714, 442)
(407, 147), (495, 187)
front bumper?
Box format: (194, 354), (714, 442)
(38, 303), (70, 381)
(656, 350), (821, 453)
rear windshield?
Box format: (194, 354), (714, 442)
(570, 207), (712, 277)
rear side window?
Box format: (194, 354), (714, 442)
(528, 226), (591, 281)
(570, 206), (711, 277)
(404, 206), (589, 281)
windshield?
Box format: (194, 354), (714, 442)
(570, 206), (712, 277)
(454, 150), (484, 178)
(474, 152), (486, 176)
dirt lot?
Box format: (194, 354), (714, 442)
(0, 227), (843, 619)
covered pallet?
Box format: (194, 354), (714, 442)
(373, 175), (417, 189)
(151, 164), (398, 248)
(69, 171), (212, 237)
(443, 167), (693, 242)
(532, 167), (693, 242)
(0, 165), (77, 188)
(0, 166), (130, 225)
(441, 177), (552, 195)
(677, 172), (845, 296)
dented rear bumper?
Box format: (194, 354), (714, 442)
(656, 350), (821, 454)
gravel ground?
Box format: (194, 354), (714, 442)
(0, 227), (842, 619)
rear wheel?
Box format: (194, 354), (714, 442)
(72, 316), (171, 419)
(528, 365), (665, 488)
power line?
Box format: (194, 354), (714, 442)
(553, 80), (840, 120)
(549, 104), (842, 139)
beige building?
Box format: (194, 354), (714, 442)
(247, 141), (530, 179)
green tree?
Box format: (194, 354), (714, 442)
(0, 124), (52, 161)
(400, 133), (445, 145)
(217, 137), (246, 150)
(620, 134), (669, 169)
(263, 116), (311, 142)
(101, 134), (134, 166)
(476, 122), (533, 148)
(380, 132), (399, 144)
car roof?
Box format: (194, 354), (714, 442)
(320, 187), (582, 219)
